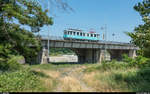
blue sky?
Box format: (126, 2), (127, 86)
(39, 0), (143, 43)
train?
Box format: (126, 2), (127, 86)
(63, 29), (100, 42)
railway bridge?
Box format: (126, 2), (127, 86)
(37, 36), (139, 64)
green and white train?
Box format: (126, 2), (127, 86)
(63, 29), (100, 42)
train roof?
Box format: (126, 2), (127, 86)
(64, 28), (100, 34)
(67, 28), (82, 32)
(89, 31), (96, 33)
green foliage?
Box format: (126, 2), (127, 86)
(0, 69), (42, 92)
(122, 54), (133, 63)
(102, 62), (128, 71)
(126, 0), (150, 57)
(0, 0), (53, 64)
(113, 68), (150, 92)
(83, 60), (150, 92)
(0, 56), (22, 71)
(0, 44), (16, 59)
(122, 54), (150, 68)
(84, 55), (150, 73)
(83, 62), (128, 73)
(135, 56), (150, 67)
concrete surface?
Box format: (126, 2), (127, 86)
(49, 55), (78, 62)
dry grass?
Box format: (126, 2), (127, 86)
(39, 77), (54, 92)
(82, 71), (122, 92)
(55, 65), (96, 92)
(59, 76), (82, 92)
(42, 70), (60, 79)
(31, 69), (59, 92)
(30, 64), (140, 92)
(33, 69), (61, 79)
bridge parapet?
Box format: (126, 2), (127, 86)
(41, 36), (139, 50)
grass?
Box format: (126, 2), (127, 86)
(2, 57), (150, 92)
(82, 61), (150, 92)
(0, 65), (58, 92)
(59, 76), (82, 92)
(113, 67), (150, 92)
(30, 63), (81, 70)
(0, 63), (82, 92)
(0, 69), (42, 92)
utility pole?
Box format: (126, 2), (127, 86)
(104, 24), (107, 61)
(105, 24), (107, 41)
(112, 33), (115, 41)
(101, 25), (107, 61)
(47, 1), (50, 63)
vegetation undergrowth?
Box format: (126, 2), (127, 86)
(0, 56), (23, 72)
(0, 56), (57, 92)
(82, 55), (150, 92)
(30, 63), (81, 70)
(0, 69), (42, 92)
(0, 66), (57, 92)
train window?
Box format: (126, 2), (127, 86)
(87, 34), (89, 37)
(94, 34), (96, 37)
(80, 33), (82, 36)
(77, 32), (79, 36)
(73, 32), (76, 35)
(64, 32), (67, 34)
(91, 34), (93, 37)
(83, 33), (85, 36)
(68, 32), (70, 35)
(70, 31), (72, 35)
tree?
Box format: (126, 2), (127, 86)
(126, 0), (150, 57)
(0, 0), (53, 64)
(37, 0), (74, 15)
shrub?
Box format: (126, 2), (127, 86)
(122, 54), (150, 68)
(122, 54), (134, 63)
(135, 56), (150, 68)
(0, 56), (22, 72)
(113, 68), (150, 92)
(0, 69), (42, 92)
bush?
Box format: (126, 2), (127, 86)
(0, 56), (22, 72)
(134, 56), (150, 68)
(83, 61), (128, 73)
(101, 61), (128, 70)
(113, 68), (150, 92)
(0, 69), (42, 92)
(122, 54), (134, 63)
(122, 54), (150, 68)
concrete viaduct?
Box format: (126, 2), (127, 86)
(37, 36), (138, 64)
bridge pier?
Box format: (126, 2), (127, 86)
(129, 50), (137, 58)
(37, 48), (137, 64)
(99, 49), (105, 63)
(40, 48), (49, 64)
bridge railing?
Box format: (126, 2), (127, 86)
(41, 35), (64, 40)
(40, 35), (135, 46)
